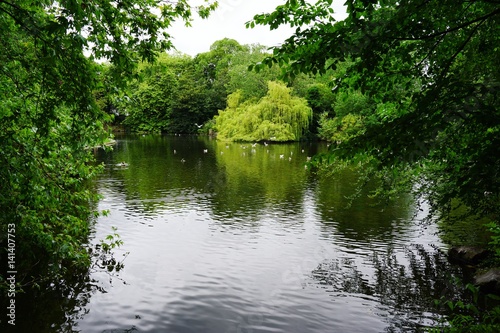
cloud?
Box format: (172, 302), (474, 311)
(168, 0), (346, 56)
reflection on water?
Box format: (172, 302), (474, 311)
(2, 134), (469, 332)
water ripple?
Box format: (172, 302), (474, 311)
(74, 137), (457, 333)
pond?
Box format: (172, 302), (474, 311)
(13, 134), (467, 332)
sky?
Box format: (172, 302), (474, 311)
(168, 0), (347, 56)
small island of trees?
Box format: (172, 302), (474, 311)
(104, 38), (337, 142)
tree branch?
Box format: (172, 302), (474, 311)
(395, 7), (500, 41)
(437, 17), (486, 84)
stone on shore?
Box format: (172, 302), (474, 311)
(474, 268), (500, 294)
(448, 246), (490, 266)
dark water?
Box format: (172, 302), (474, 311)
(6, 135), (468, 332)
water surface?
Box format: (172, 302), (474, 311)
(76, 135), (460, 333)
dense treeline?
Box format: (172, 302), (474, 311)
(100, 38), (370, 144)
(103, 38), (337, 140)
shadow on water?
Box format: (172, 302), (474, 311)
(310, 244), (465, 332)
(1, 246), (467, 333)
(0, 248), (126, 332)
(1, 134), (487, 332)
(1, 276), (91, 332)
(314, 167), (417, 243)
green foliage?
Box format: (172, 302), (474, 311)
(430, 283), (500, 332)
(122, 66), (178, 132)
(227, 44), (281, 100)
(304, 83), (336, 137)
(94, 226), (126, 273)
(306, 84), (335, 115)
(250, 0), (500, 238)
(0, 0), (216, 289)
(93, 63), (126, 123)
(215, 81), (312, 142)
(319, 113), (365, 143)
(193, 38), (246, 115)
(118, 38), (333, 135)
(486, 222), (500, 258)
(121, 39), (255, 134)
(317, 89), (371, 142)
(333, 90), (372, 118)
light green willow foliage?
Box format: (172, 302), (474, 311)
(215, 81), (312, 142)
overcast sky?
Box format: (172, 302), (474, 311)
(168, 0), (347, 56)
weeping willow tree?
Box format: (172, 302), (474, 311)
(215, 81), (312, 142)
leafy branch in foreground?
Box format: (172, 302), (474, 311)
(249, 0), (500, 230)
(0, 0), (217, 290)
(430, 282), (500, 332)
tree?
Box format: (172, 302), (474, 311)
(193, 39), (248, 117)
(169, 55), (212, 133)
(215, 81), (312, 142)
(305, 83), (336, 137)
(250, 1), (500, 231)
(123, 66), (178, 132)
(226, 43), (281, 100)
(0, 0), (217, 290)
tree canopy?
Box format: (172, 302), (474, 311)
(215, 81), (312, 142)
(250, 0), (500, 229)
(0, 0), (216, 289)
(117, 39), (292, 134)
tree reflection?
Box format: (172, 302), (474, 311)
(315, 169), (415, 243)
(94, 135), (323, 226)
(311, 244), (466, 332)
(209, 140), (310, 222)
(0, 234), (126, 333)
